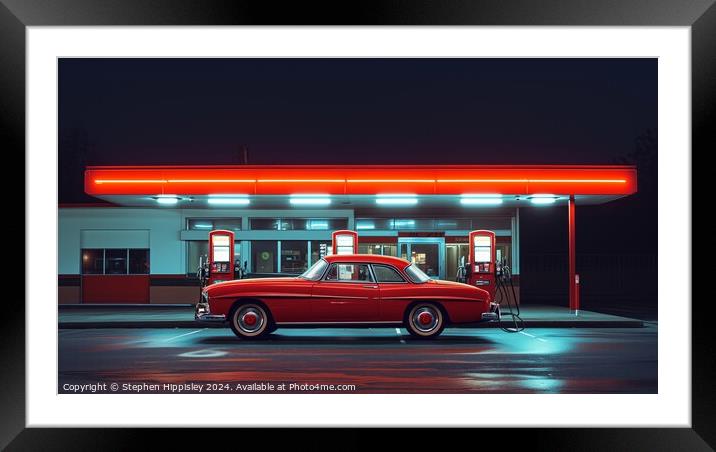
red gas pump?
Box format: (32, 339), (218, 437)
(467, 230), (497, 300)
(331, 230), (359, 255)
(208, 229), (235, 285)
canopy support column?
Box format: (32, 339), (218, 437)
(568, 195), (579, 314)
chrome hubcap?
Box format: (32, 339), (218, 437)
(412, 306), (439, 333)
(237, 306), (265, 333)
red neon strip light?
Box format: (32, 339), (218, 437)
(96, 178), (626, 184)
(347, 179), (436, 183)
(168, 179), (255, 183)
(94, 179), (167, 184)
(436, 179), (626, 183)
(86, 165), (637, 197)
(257, 179), (345, 183)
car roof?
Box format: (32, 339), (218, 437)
(323, 254), (411, 268)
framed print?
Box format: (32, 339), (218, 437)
(3, 0), (711, 449)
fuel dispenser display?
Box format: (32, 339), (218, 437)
(467, 230), (497, 300)
(331, 230), (358, 255)
(208, 230), (235, 286)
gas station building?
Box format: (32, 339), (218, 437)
(58, 165), (636, 306)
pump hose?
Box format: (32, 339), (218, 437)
(495, 266), (525, 332)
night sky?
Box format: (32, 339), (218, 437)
(59, 58), (656, 167)
(58, 58), (658, 310)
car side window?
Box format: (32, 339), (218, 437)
(372, 265), (406, 283)
(324, 263), (374, 282)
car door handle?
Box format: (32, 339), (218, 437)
(362, 285), (378, 289)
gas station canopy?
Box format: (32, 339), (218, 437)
(84, 164), (637, 208)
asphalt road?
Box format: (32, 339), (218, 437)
(58, 324), (657, 394)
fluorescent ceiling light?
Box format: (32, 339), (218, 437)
(460, 198), (503, 205)
(207, 195), (250, 205)
(375, 194), (418, 205)
(530, 194), (558, 205)
(290, 195), (331, 205)
(155, 195), (179, 205)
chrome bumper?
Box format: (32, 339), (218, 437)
(481, 302), (501, 321)
(195, 302), (226, 322)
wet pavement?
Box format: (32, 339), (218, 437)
(58, 324), (657, 394)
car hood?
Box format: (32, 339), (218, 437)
(430, 279), (491, 301)
(431, 279), (472, 288)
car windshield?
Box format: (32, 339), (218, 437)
(299, 259), (328, 281)
(404, 264), (431, 283)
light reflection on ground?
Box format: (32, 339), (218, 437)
(59, 325), (657, 394)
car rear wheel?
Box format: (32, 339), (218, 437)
(405, 303), (445, 339)
(229, 303), (270, 339)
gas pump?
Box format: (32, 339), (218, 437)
(207, 230), (235, 286)
(331, 230), (358, 255)
(466, 230), (497, 301)
(458, 229), (523, 332)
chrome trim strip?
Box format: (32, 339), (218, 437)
(219, 293), (313, 299)
(379, 296), (484, 302)
(310, 294), (373, 300)
(196, 313), (226, 322)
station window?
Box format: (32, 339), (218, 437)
(129, 249), (150, 274)
(250, 218), (348, 231)
(104, 249), (128, 274)
(446, 244), (469, 281)
(81, 248), (150, 275)
(356, 218), (505, 231)
(356, 218), (394, 230)
(81, 249), (104, 274)
(311, 241), (332, 263)
(249, 218), (281, 230)
(281, 240), (308, 273)
(496, 242), (512, 268)
(358, 243), (397, 256)
(187, 241), (209, 275)
(187, 218), (241, 231)
(252, 241), (278, 273)
(281, 218), (348, 230)
(213, 219), (242, 231)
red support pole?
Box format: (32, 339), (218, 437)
(568, 195), (578, 314)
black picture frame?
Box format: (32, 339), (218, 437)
(2, 0), (709, 449)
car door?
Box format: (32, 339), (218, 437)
(371, 264), (413, 321)
(311, 262), (379, 322)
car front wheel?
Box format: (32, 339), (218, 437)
(229, 303), (270, 339)
(405, 303), (445, 339)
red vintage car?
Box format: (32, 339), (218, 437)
(195, 254), (500, 339)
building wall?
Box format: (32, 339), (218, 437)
(59, 208), (185, 275)
(59, 207), (518, 304)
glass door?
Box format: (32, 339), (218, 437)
(398, 237), (445, 280)
(446, 243), (469, 281)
